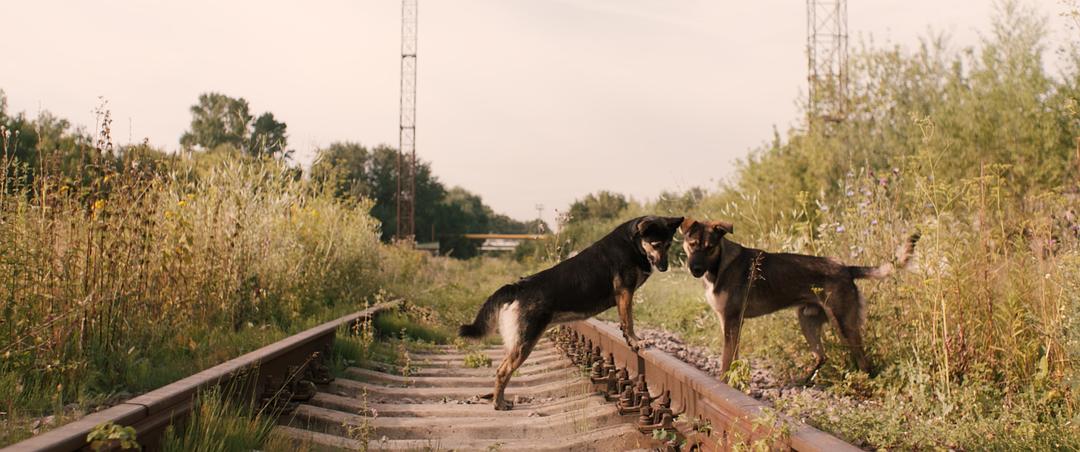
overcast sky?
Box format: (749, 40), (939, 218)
(0, 1), (1069, 226)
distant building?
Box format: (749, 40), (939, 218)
(465, 233), (546, 253)
(415, 241), (440, 255)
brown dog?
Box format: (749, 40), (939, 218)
(680, 219), (919, 380)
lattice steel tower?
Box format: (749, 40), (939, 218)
(806, 0), (848, 124)
(396, 0), (418, 241)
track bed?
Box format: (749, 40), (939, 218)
(274, 341), (655, 451)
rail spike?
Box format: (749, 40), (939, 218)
(616, 368), (632, 394)
(638, 403), (655, 431)
(617, 385), (634, 410)
(653, 389), (674, 425)
(590, 354), (607, 382)
(602, 365), (621, 401)
(575, 336), (588, 364)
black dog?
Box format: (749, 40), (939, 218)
(459, 216), (683, 410)
(681, 219), (919, 381)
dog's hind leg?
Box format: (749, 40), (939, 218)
(491, 302), (545, 410)
(831, 290), (872, 373)
(797, 304), (828, 384)
(492, 333), (540, 410)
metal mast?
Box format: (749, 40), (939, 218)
(806, 0), (848, 124)
(396, 0), (418, 241)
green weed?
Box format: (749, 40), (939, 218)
(160, 385), (275, 452)
(463, 351), (493, 369)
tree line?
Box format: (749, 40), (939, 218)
(0, 91), (541, 258)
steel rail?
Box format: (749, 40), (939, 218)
(3, 301), (399, 452)
(560, 319), (861, 451)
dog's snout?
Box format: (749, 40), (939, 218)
(689, 264), (705, 277)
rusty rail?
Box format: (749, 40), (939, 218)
(558, 319), (861, 451)
(3, 301), (399, 452)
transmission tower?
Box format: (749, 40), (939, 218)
(806, 0), (848, 124)
(396, 0), (418, 241)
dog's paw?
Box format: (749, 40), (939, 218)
(624, 337), (642, 352)
(493, 399), (514, 411)
(799, 369), (820, 387)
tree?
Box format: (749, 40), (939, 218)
(248, 112), (289, 159)
(568, 191), (629, 223)
(311, 143), (446, 242)
(180, 93), (291, 159)
(310, 142), (372, 200)
(180, 93), (251, 151)
(1, 90), (100, 186)
(311, 141), (540, 257)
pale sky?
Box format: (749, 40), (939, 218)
(0, 1), (1068, 226)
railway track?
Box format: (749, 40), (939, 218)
(4, 302), (860, 451)
(275, 341), (655, 451)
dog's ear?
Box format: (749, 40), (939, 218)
(635, 216), (657, 236)
(709, 220), (734, 235)
(679, 217), (696, 234)
(665, 216), (684, 232)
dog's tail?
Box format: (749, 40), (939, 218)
(458, 285), (517, 339)
(849, 231), (921, 280)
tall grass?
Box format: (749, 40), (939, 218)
(0, 132), (387, 444)
(694, 158), (1075, 449)
(160, 385), (276, 452)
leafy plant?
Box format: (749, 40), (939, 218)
(724, 359), (751, 391)
(87, 422), (139, 451)
(463, 351), (493, 369)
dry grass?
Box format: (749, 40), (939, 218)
(0, 132), (389, 445)
(628, 158), (1079, 450)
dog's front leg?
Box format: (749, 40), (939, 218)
(719, 313), (743, 382)
(616, 289), (641, 351)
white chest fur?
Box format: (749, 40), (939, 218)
(702, 277), (728, 315)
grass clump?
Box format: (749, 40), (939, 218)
(160, 385), (275, 452)
(463, 351), (493, 369)
(373, 310), (449, 344)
